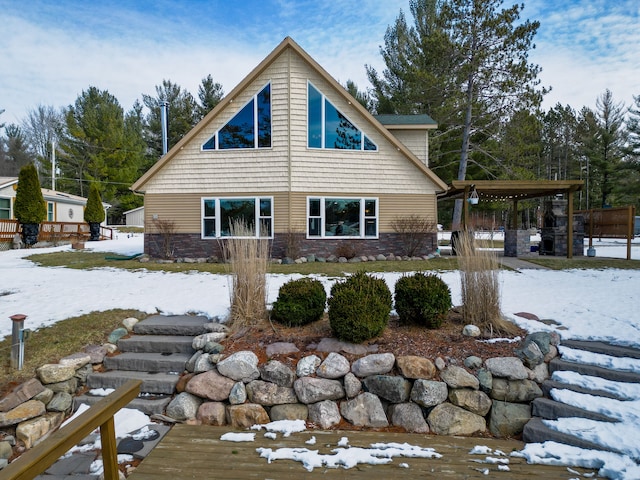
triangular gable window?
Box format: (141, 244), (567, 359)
(307, 82), (377, 151)
(203, 83), (271, 150)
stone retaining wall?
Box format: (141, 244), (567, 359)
(0, 327), (558, 470)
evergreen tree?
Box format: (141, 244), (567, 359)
(142, 80), (198, 160)
(3, 124), (34, 175)
(84, 183), (105, 223)
(59, 86), (146, 221)
(344, 80), (371, 110)
(196, 74), (224, 121)
(368, 0), (546, 228)
(14, 163), (47, 224)
(579, 90), (627, 208)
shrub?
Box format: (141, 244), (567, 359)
(335, 240), (359, 259)
(84, 183), (105, 223)
(456, 230), (519, 335)
(394, 272), (451, 328)
(328, 271), (392, 343)
(390, 214), (437, 256)
(14, 164), (46, 224)
(223, 220), (270, 330)
(271, 278), (326, 327)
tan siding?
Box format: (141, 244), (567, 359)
(144, 55), (292, 195)
(390, 130), (428, 166)
(284, 55), (439, 195)
(145, 192), (291, 234)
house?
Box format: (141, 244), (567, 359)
(131, 37), (447, 259)
(123, 206), (144, 226)
(0, 176), (110, 224)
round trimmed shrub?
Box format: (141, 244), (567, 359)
(328, 271), (392, 343)
(394, 272), (451, 328)
(271, 278), (326, 327)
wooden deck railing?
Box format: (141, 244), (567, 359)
(0, 220), (114, 243)
(0, 379), (141, 480)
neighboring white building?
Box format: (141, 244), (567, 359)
(123, 206), (144, 226)
(0, 176), (110, 224)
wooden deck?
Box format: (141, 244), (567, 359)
(128, 425), (594, 479)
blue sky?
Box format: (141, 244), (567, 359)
(0, 0), (638, 125)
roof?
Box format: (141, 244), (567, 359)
(0, 177), (18, 188)
(438, 180), (584, 202)
(123, 206), (144, 215)
(41, 188), (89, 206)
(374, 114), (437, 129)
(131, 37), (447, 193)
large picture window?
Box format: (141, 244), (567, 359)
(202, 197), (273, 238)
(307, 82), (377, 151)
(307, 197), (378, 238)
(203, 83), (271, 150)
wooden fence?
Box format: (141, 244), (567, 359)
(578, 205), (636, 260)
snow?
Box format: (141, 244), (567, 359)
(2, 232), (640, 478)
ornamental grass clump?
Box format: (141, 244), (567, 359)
(456, 231), (518, 335)
(394, 272), (451, 328)
(271, 278), (326, 327)
(328, 271), (392, 343)
(223, 220), (270, 330)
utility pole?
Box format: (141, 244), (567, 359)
(51, 139), (56, 190)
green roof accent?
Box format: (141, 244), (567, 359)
(374, 114), (437, 127)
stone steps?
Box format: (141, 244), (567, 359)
(81, 315), (220, 416)
(531, 397), (617, 422)
(523, 339), (640, 453)
(103, 352), (192, 373)
(117, 335), (196, 354)
(133, 314), (210, 336)
(86, 370), (181, 394)
(549, 357), (640, 384)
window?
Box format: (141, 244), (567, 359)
(47, 202), (54, 221)
(307, 82), (377, 151)
(203, 83), (271, 150)
(307, 197), (378, 238)
(201, 197), (273, 238)
(0, 198), (10, 219)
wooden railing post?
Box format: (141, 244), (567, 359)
(0, 379), (141, 480)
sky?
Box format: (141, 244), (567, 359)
(1, 233), (640, 477)
(1, 0), (638, 127)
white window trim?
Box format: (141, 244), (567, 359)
(307, 80), (378, 152)
(0, 196), (12, 219)
(201, 81), (272, 151)
(201, 196), (274, 239)
(306, 196), (379, 239)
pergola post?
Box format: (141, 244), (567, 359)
(463, 185), (470, 230)
(567, 191), (574, 259)
(512, 199), (518, 230)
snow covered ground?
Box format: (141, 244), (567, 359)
(1, 232), (640, 479)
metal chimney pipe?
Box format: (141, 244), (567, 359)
(160, 101), (169, 155)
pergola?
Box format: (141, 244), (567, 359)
(438, 180), (584, 258)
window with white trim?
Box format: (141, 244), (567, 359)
(307, 197), (378, 238)
(47, 202), (54, 221)
(307, 82), (377, 151)
(201, 197), (273, 238)
(202, 83), (271, 150)
(0, 197), (10, 219)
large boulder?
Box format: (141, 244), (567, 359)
(260, 360), (295, 387)
(410, 379), (448, 408)
(166, 392), (203, 421)
(308, 400), (341, 429)
(216, 351), (260, 383)
(340, 393), (388, 428)
(226, 403), (270, 428)
(427, 403), (486, 436)
(490, 378), (542, 403)
(489, 401), (531, 437)
(316, 352), (351, 379)
(484, 357), (528, 380)
(448, 388), (492, 416)
(294, 377), (345, 404)
(396, 356), (437, 380)
(362, 375), (411, 403)
(440, 366), (479, 389)
(245, 380), (297, 406)
(388, 403), (429, 433)
(185, 370), (236, 401)
(351, 353), (395, 377)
